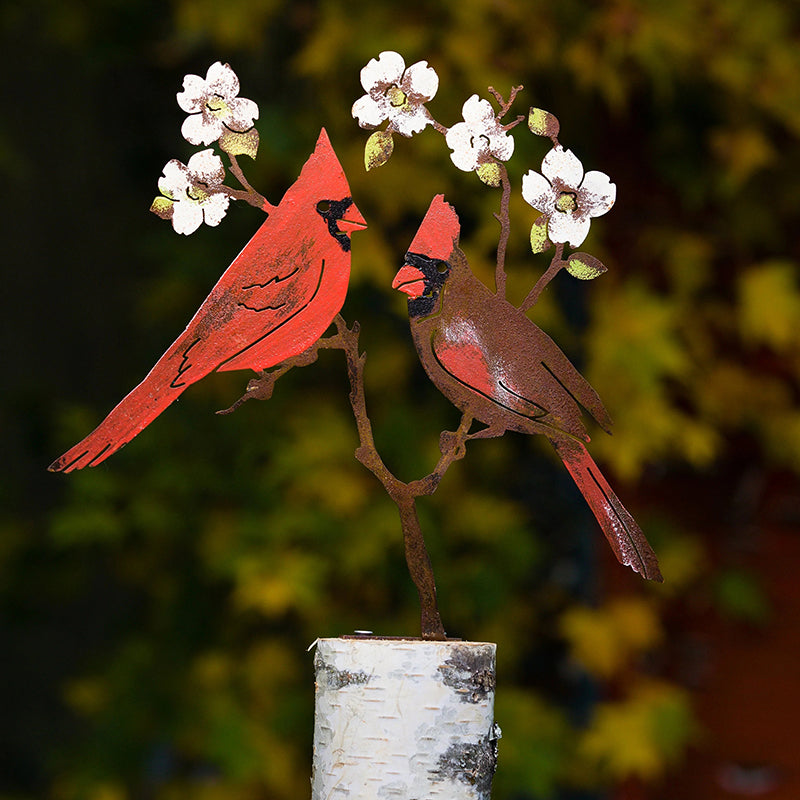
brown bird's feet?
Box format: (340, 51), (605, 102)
(464, 421), (508, 441)
(439, 429), (467, 459)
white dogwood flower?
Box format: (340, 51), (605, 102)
(152, 150), (230, 235)
(352, 51), (438, 137)
(177, 62), (259, 146)
(445, 95), (515, 173)
(522, 146), (616, 247)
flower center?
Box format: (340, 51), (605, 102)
(555, 191), (578, 213)
(386, 86), (407, 107)
(205, 94), (229, 118)
(187, 184), (210, 204)
(469, 134), (491, 151)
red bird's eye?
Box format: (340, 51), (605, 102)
(436, 261), (448, 274)
(316, 200), (331, 213)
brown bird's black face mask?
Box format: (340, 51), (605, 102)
(395, 252), (451, 318)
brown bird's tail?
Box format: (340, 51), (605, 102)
(48, 357), (196, 473)
(549, 437), (662, 581)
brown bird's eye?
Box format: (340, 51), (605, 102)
(436, 261), (448, 274)
(316, 200), (331, 213)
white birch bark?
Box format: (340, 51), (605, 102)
(312, 637), (500, 799)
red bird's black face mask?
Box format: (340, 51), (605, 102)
(316, 197), (359, 252)
(394, 252), (451, 318)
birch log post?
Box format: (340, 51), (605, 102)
(312, 637), (500, 799)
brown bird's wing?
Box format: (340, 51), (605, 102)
(429, 292), (612, 441)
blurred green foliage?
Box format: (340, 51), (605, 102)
(4, 0), (800, 797)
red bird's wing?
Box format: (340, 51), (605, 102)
(182, 224), (334, 376)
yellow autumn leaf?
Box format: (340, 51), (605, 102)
(63, 677), (110, 717)
(233, 551), (324, 616)
(192, 651), (233, 690)
(219, 127), (259, 160)
(711, 126), (775, 188)
(738, 260), (800, 350)
(579, 699), (662, 779)
(476, 162), (501, 187)
(560, 597), (662, 677)
(651, 533), (707, 593)
(87, 783), (127, 800)
(365, 129), (394, 171)
(578, 680), (693, 780)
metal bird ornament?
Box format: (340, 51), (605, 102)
(353, 52), (662, 586)
(394, 196), (661, 582)
(50, 65), (366, 473)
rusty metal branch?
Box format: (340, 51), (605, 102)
(492, 163), (513, 299)
(521, 243), (566, 312)
(223, 314), (475, 640)
(488, 84), (524, 118)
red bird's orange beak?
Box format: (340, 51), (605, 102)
(337, 203), (367, 235)
(392, 264), (426, 298)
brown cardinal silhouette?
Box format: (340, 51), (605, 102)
(50, 129), (366, 473)
(392, 195), (661, 581)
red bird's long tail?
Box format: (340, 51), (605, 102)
(549, 437), (662, 581)
(49, 358), (197, 473)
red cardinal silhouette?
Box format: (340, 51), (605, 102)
(392, 195), (661, 581)
(50, 129), (366, 473)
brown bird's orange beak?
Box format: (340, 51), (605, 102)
(392, 264), (426, 298)
(337, 202), (367, 235)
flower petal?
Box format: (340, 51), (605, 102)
(402, 60), (438, 101)
(187, 149), (225, 184)
(202, 193), (230, 227)
(158, 160), (190, 197)
(581, 170), (616, 218)
(181, 114), (222, 146)
(462, 95), (495, 129)
(206, 61), (239, 99)
(176, 74), (206, 112)
(226, 96), (259, 130)
(172, 201), (204, 235)
(489, 131), (514, 162)
(352, 94), (386, 128)
(521, 170), (555, 213)
(541, 146), (584, 188)
(445, 123), (478, 172)
(393, 105), (430, 137)
(548, 212), (591, 247)
(361, 51), (405, 91)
